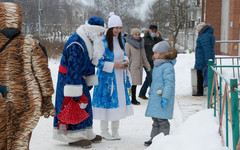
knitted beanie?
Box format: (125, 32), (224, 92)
(131, 28), (141, 35)
(196, 22), (206, 32)
(108, 12), (122, 28)
(152, 41), (170, 54)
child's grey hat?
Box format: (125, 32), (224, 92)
(152, 41), (170, 54)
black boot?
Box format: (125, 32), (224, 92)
(131, 99), (140, 105)
(131, 85), (140, 105)
(144, 138), (152, 146)
(192, 93), (203, 96)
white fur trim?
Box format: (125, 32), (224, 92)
(76, 26), (93, 60)
(83, 75), (98, 86)
(103, 62), (114, 73)
(91, 58), (99, 66)
(64, 84), (83, 97)
(110, 81), (114, 96)
(85, 21), (106, 34)
(53, 128), (96, 142)
(79, 103), (88, 109)
(67, 42), (84, 50)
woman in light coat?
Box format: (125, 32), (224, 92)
(125, 28), (151, 105)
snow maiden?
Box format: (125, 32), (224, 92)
(92, 12), (134, 140)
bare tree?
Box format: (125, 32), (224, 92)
(147, 0), (189, 48)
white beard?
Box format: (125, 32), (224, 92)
(83, 27), (105, 66)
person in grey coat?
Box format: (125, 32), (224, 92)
(125, 28), (151, 105)
(144, 41), (176, 146)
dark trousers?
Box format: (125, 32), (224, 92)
(150, 118), (170, 138)
(197, 70), (204, 94)
(131, 85), (137, 101)
(139, 67), (152, 97)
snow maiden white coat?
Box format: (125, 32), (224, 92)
(92, 35), (134, 121)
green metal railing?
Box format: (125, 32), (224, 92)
(208, 59), (240, 150)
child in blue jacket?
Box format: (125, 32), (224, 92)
(144, 41), (176, 146)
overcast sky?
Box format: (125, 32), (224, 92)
(79, 0), (154, 20)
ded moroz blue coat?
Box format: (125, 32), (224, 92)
(53, 25), (99, 142)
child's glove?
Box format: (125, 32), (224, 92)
(160, 98), (168, 108)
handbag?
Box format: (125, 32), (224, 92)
(57, 95), (89, 127)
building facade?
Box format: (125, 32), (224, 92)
(202, 0), (240, 55)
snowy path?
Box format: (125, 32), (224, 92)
(176, 95), (207, 121)
(29, 54), (227, 149)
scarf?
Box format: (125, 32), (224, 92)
(154, 59), (171, 67)
(126, 35), (144, 50)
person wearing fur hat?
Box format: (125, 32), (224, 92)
(0, 2), (55, 149)
(125, 28), (151, 105)
(92, 12), (134, 140)
(53, 16), (106, 148)
(145, 41), (176, 146)
(192, 22), (215, 96)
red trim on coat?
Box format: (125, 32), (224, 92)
(59, 65), (67, 74)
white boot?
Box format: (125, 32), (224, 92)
(111, 120), (121, 140)
(100, 120), (114, 140)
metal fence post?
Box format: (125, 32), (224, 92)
(208, 60), (213, 108)
(230, 78), (239, 150)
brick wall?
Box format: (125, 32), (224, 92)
(205, 0), (222, 55)
(227, 0), (240, 56)
(203, 0), (240, 55)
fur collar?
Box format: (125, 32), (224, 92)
(76, 25), (93, 60)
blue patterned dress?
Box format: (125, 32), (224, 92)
(92, 36), (134, 121)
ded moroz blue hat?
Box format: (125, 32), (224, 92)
(85, 16), (106, 33)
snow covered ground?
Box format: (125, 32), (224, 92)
(29, 53), (230, 150)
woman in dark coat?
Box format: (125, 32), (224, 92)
(193, 22), (215, 96)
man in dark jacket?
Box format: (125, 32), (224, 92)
(138, 25), (163, 100)
(193, 22), (215, 96)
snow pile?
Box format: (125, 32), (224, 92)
(147, 109), (230, 150)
